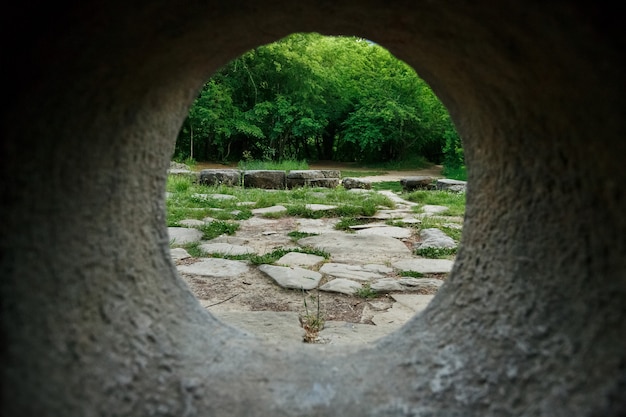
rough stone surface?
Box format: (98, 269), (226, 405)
(298, 233), (413, 263)
(167, 227), (203, 245)
(177, 258), (250, 277)
(319, 262), (392, 281)
(392, 258), (455, 274)
(4, 3), (625, 417)
(416, 228), (457, 249)
(400, 176), (435, 191)
(355, 225), (412, 239)
(258, 264), (322, 290)
(170, 247), (191, 260)
(177, 219), (205, 227)
(198, 169), (241, 186)
(342, 177), (372, 190)
(251, 205), (287, 215)
(276, 252), (325, 267)
(398, 278), (443, 289)
(243, 170), (286, 189)
(198, 243), (255, 256)
(436, 178), (467, 192)
(304, 203), (337, 212)
(370, 278), (405, 292)
(319, 278), (363, 295)
(420, 205), (449, 215)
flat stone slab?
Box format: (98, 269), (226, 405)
(376, 190), (417, 206)
(319, 263), (392, 282)
(390, 294), (435, 313)
(371, 278), (405, 292)
(198, 243), (255, 256)
(177, 258), (250, 277)
(170, 247), (191, 260)
(392, 258), (454, 274)
(276, 252), (325, 267)
(298, 233), (412, 263)
(178, 219), (205, 227)
(420, 205), (449, 215)
(251, 205), (288, 215)
(209, 311), (304, 343)
(305, 203), (337, 211)
(258, 264), (322, 290)
(356, 226), (412, 239)
(295, 218), (340, 234)
(191, 193), (236, 201)
(319, 278), (363, 295)
(398, 278), (443, 289)
(416, 228), (457, 249)
(168, 227), (203, 245)
(320, 321), (401, 345)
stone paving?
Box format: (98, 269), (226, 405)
(169, 189), (462, 345)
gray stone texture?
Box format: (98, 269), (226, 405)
(342, 177), (372, 190)
(258, 264), (322, 290)
(436, 178), (467, 192)
(198, 169), (242, 186)
(4, 2), (625, 417)
(416, 228), (457, 249)
(177, 258), (251, 277)
(167, 227), (203, 245)
(243, 170), (286, 189)
(400, 176), (435, 191)
(298, 233), (413, 263)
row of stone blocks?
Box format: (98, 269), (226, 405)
(196, 169), (342, 189)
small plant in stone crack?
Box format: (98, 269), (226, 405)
(355, 283), (378, 299)
(299, 289), (325, 343)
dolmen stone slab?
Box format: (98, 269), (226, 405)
(243, 170), (286, 189)
(251, 205), (287, 215)
(355, 226), (412, 239)
(320, 263), (392, 282)
(298, 232), (412, 263)
(416, 228), (457, 249)
(258, 264), (322, 290)
(286, 170), (341, 188)
(177, 258), (250, 277)
(342, 177), (372, 190)
(400, 176), (435, 191)
(319, 278), (363, 295)
(168, 227), (203, 245)
(392, 258), (454, 274)
(170, 247), (191, 261)
(436, 178), (467, 192)
(276, 252), (325, 267)
(198, 243), (255, 256)
(198, 169), (241, 186)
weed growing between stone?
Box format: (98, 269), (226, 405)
(415, 247), (457, 259)
(399, 270), (424, 278)
(355, 283), (378, 299)
(299, 290), (325, 343)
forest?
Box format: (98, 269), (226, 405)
(174, 33), (464, 175)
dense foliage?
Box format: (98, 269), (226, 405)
(175, 33), (463, 166)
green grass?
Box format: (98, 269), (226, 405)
(399, 270), (424, 278)
(287, 231), (319, 241)
(405, 190), (466, 217)
(442, 165), (467, 181)
(372, 181), (403, 192)
(355, 283), (378, 299)
(237, 159), (309, 171)
(207, 246), (330, 265)
(199, 221), (240, 240)
(415, 247), (457, 259)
